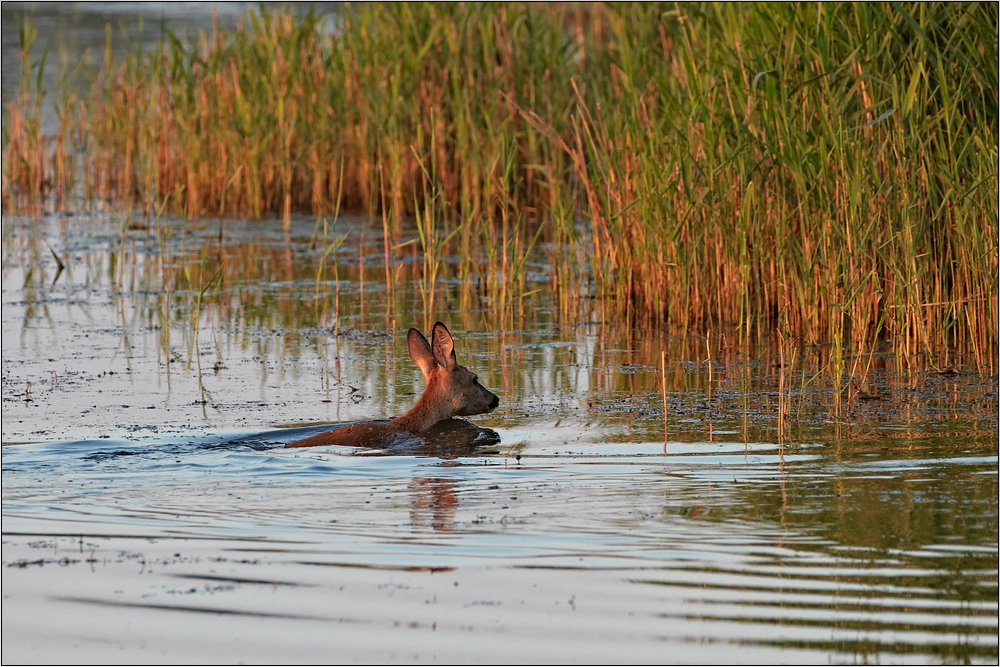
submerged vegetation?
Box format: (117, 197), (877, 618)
(3, 3), (998, 368)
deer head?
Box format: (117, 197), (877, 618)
(399, 322), (499, 430)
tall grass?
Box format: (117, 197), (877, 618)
(3, 3), (996, 365)
(563, 3), (998, 367)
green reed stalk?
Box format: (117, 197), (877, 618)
(3, 3), (995, 364)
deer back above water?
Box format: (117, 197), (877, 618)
(286, 322), (499, 449)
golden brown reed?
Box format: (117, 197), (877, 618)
(3, 4), (996, 370)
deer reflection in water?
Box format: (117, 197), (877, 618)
(410, 477), (459, 532)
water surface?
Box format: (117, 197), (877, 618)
(3, 208), (997, 664)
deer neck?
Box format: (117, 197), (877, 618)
(391, 384), (452, 433)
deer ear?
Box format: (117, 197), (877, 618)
(431, 322), (457, 371)
(407, 328), (437, 380)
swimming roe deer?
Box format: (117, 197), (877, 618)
(286, 322), (499, 449)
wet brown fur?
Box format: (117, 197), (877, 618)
(286, 323), (498, 448)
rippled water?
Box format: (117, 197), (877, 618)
(4, 423), (997, 663)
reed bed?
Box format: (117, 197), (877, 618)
(3, 3), (997, 365)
